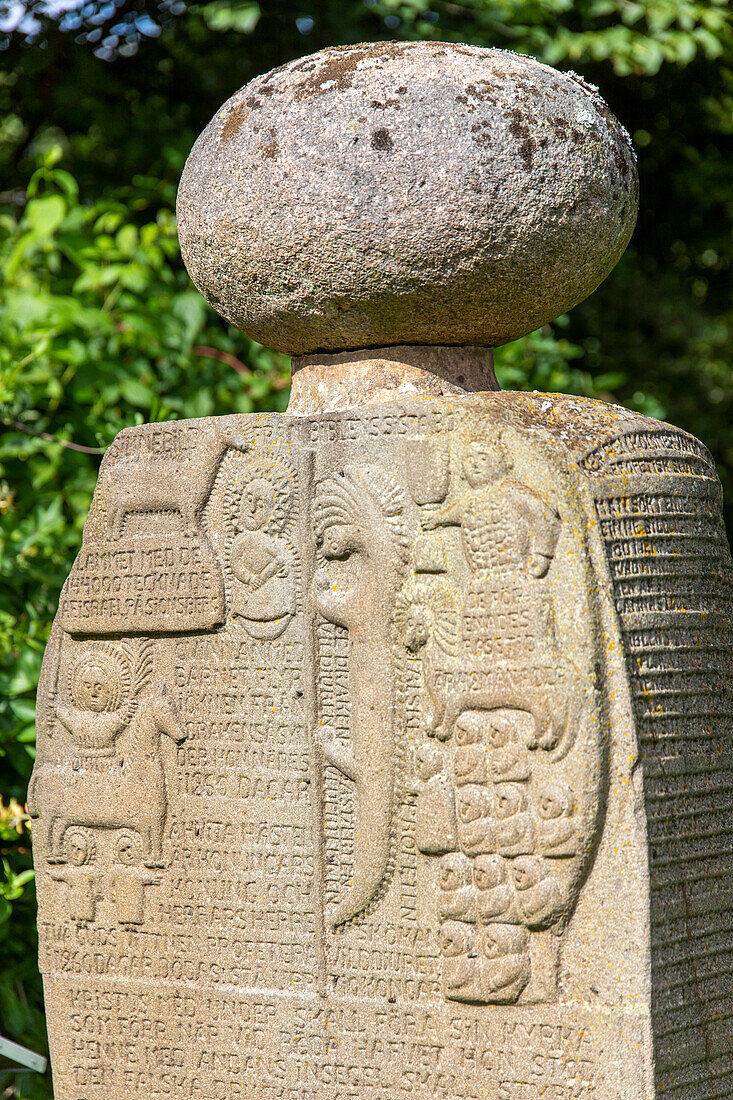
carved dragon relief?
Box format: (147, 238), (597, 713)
(312, 465), (411, 929)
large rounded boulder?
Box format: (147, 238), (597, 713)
(178, 41), (637, 355)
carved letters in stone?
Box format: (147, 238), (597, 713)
(58, 419), (247, 634)
(31, 397), (732, 1100)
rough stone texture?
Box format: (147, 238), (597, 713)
(177, 41), (638, 355)
(31, 390), (733, 1100)
(289, 345), (499, 414)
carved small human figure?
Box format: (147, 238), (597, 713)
(456, 783), (495, 858)
(48, 829), (99, 922)
(230, 476), (295, 639)
(437, 852), (476, 924)
(415, 744), (457, 855)
(439, 920), (482, 1003)
(422, 441), (560, 579)
(56, 653), (128, 760)
(478, 923), (531, 1004)
(486, 709), (532, 783)
(495, 783), (535, 857)
(474, 854), (519, 924)
(454, 710), (485, 747)
(454, 742), (489, 786)
(537, 782), (578, 858)
(111, 832), (162, 925)
(511, 855), (563, 929)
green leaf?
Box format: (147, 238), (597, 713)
(203, 1), (261, 33)
(25, 196), (66, 239)
(120, 378), (154, 408)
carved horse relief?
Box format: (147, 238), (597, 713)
(101, 419), (248, 540)
(312, 464), (411, 929)
(29, 637), (186, 870)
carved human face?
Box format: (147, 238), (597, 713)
(320, 522), (363, 561)
(481, 924), (528, 958)
(462, 443), (506, 489)
(439, 853), (472, 891)
(116, 832), (143, 867)
(76, 663), (114, 712)
(416, 744), (442, 782)
(494, 784), (526, 819)
(488, 719), (512, 749)
(457, 784), (491, 823)
(65, 830), (93, 867)
(454, 712), (483, 746)
(313, 522), (368, 629)
(538, 783), (573, 820)
(511, 856), (545, 891)
(454, 744), (485, 781)
(473, 855), (506, 891)
(440, 920), (472, 957)
(240, 479), (273, 531)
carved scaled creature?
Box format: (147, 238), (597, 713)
(312, 465), (411, 929)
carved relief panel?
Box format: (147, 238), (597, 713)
(31, 394), (732, 1100)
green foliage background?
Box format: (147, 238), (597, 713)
(0, 1), (730, 1094)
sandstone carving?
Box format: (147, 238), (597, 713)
(29, 636), (185, 870)
(30, 40), (731, 1100)
(313, 464), (410, 928)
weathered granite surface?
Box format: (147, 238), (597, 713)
(31, 40), (731, 1100)
(177, 41), (638, 354)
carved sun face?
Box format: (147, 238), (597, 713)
(76, 663), (114, 712)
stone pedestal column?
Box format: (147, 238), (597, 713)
(31, 41), (732, 1100)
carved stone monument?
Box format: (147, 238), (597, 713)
(31, 41), (732, 1100)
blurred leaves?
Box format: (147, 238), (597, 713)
(203, 1), (261, 34)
